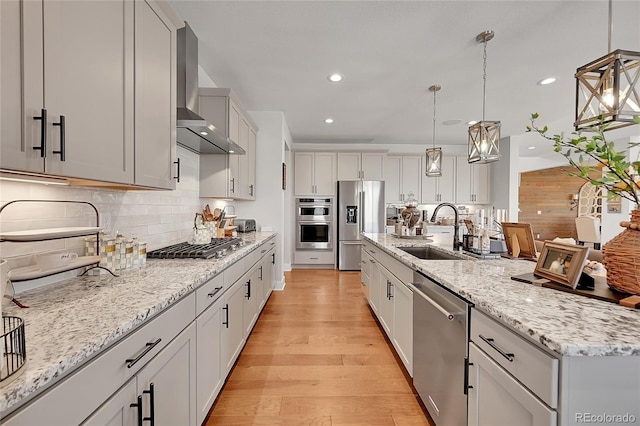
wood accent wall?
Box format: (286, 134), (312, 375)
(519, 166), (586, 240)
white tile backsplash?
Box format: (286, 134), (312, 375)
(0, 147), (202, 261)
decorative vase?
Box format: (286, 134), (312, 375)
(603, 209), (640, 295)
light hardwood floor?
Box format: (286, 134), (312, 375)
(205, 269), (433, 426)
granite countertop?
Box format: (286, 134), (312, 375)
(0, 232), (275, 416)
(363, 232), (640, 358)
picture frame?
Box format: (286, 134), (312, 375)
(534, 242), (590, 289)
(501, 222), (537, 260)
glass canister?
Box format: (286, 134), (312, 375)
(400, 191), (421, 232)
(124, 238), (134, 269)
(138, 241), (147, 266)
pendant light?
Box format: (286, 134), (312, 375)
(574, 0), (640, 131)
(468, 30), (500, 164)
(425, 85), (443, 177)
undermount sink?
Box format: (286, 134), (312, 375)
(396, 246), (466, 260)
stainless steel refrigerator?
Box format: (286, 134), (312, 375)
(337, 180), (385, 270)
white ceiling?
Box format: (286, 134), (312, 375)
(169, 0), (640, 159)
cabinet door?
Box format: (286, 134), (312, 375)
(392, 281), (413, 376)
(337, 152), (361, 180)
(438, 156), (457, 203)
(137, 323), (197, 426)
(81, 378), (137, 426)
(43, 0), (134, 183)
(384, 156), (402, 203)
(377, 267), (394, 337)
(472, 163), (491, 204)
(222, 278), (246, 376)
(361, 153), (385, 180)
(0, 0), (45, 173)
(294, 152), (315, 195)
(247, 128), (257, 199)
(196, 297), (224, 426)
(262, 248), (275, 304)
(228, 152), (240, 197)
(228, 99), (241, 145)
(237, 117), (250, 198)
(455, 157), (473, 203)
(313, 152), (336, 195)
(368, 257), (381, 314)
(401, 156), (421, 202)
(242, 269), (259, 338)
(133, 0), (175, 189)
(468, 343), (557, 426)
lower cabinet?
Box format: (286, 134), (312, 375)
(242, 266), (260, 338)
(195, 297), (224, 425)
(391, 279), (413, 377)
(377, 266), (395, 336)
(222, 277), (247, 377)
(83, 323), (197, 426)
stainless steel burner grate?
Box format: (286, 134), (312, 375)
(147, 238), (242, 259)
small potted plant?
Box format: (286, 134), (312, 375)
(527, 113), (640, 295)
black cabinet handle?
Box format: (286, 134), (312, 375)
(464, 358), (474, 395)
(143, 383), (155, 425)
(223, 303), (229, 328)
(259, 266), (263, 280)
(386, 280), (390, 299)
(208, 286), (223, 298)
(173, 158), (180, 182)
(130, 395), (143, 426)
(271, 253), (275, 265)
(230, 177), (235, 193)
(246, 279), (251, 299)
(33, 108), (47, 157)
(388, 280), (393, 299)
(479, 334), (515, 362)
(125, 338), (162, 368)
(249, 184), (254, 196)
(52, 115), (65, 161)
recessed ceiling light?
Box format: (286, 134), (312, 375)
(528, 146), (536, 150)
(324, 118), (334, 124)
(537, 77), (557, 85)
(200, 131), (208, 136)
(467, 120), (478, 126)
(327, 73), (343, 83)
(229, 150), (235, 153)
(442, 119), (462, 126)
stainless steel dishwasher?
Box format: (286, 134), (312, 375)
(413, 271), (472, 426)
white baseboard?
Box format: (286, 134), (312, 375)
(274, 276), (286, 291)
(283, 263), (292, 272)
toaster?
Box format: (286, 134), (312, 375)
(235, 219), (256, 233)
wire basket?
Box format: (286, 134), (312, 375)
(1, 316), (26, 382)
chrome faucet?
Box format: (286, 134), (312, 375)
(430, 203), (462, 251)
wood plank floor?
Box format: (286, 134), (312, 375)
(205, 269), (433, 426)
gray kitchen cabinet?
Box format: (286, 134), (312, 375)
(421, 156), (456, 203)
(196, 295), (224, 425)
(337, 152), (385, 180)
(242, 265), (260, 338)
(198, 88), (258, 199)
(455, 157), (491, 204)
(0, 0), (176, 189)
(363, 242), (380, 314)
(294, 152), (337, 196)
(384, 155), (421, 204)
(392, 279), (413, 377)
(377, 265), (395, 337)
(81, 378), (138, 426)
(221, 277), (247, 377)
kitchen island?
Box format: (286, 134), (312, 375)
(0, 232), (275, 423)
(363, 232), (640, 426)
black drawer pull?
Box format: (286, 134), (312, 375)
(143, 383), (155, 425)
(479, 334), (515, 362)
(208, 286), (223, 297)
(126, 338), (162, 368)
(52, 115), (65, 161)
(33, 108), (47, 157)
(223, 304), (229, 328)
(246, 279), (251, 299)
(173, 157), (181, 182)
(130, 395), (143, 426)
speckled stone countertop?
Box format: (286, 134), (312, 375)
(363, 232), (640, 358)
(0, 232), (275, 416)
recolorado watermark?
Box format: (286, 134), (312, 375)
(576, 413), (637, 424)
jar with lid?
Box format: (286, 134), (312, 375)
(400, 192), (421, 232)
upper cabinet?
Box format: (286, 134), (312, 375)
(421, 156), (456, 204)
(0, 0), (176, 189)
(199, 89), (257, 200)
(384, 155), (421, 204)
(455, 157), (491, 204)
(336, 152), (385, 181)
(294, 152), (336, 196)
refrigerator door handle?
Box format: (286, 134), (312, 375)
(359, 190), (365, 234)
(342, 241), (363, 245)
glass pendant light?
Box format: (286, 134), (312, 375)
(575, 0), (640, 131)
(425, 84), (443, 177)
(468, 30), (500, 164)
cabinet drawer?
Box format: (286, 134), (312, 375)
(246, 244), (269, 269)
(196, 273), (224, 316)
(370, 246), (412, 284)
(224, 256), (246, 287)
(471, 309), (559, 408)
(294, 251), (335, 264)
(4, 293), (196, 426)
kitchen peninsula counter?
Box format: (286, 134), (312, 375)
(0, 232), (275, 417)
(363, 233), (640, 358)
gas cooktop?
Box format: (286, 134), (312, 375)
(146, 238), (243, 259)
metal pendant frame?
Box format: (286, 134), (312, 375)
(468, 120), (501, 164)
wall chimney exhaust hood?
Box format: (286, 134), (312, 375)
(176, 23), (244, 155)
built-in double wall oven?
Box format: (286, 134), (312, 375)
(296, 198), (333, 250)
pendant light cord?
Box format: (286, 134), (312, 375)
(607, 0), (612, 53)
(482, 39), (488, 122)
(432, 88), (437, 148)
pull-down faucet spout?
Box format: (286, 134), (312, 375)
(430, 203), (462, 251)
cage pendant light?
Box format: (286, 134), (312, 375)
(426, 85), (443, 177)
(468, 30), (501, 164)
(574, 0), (640, 131)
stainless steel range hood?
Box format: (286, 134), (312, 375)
(176, 23), (244, 155)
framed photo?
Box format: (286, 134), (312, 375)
(534, 242), (590, 289)
(501, 222), (537, 259)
